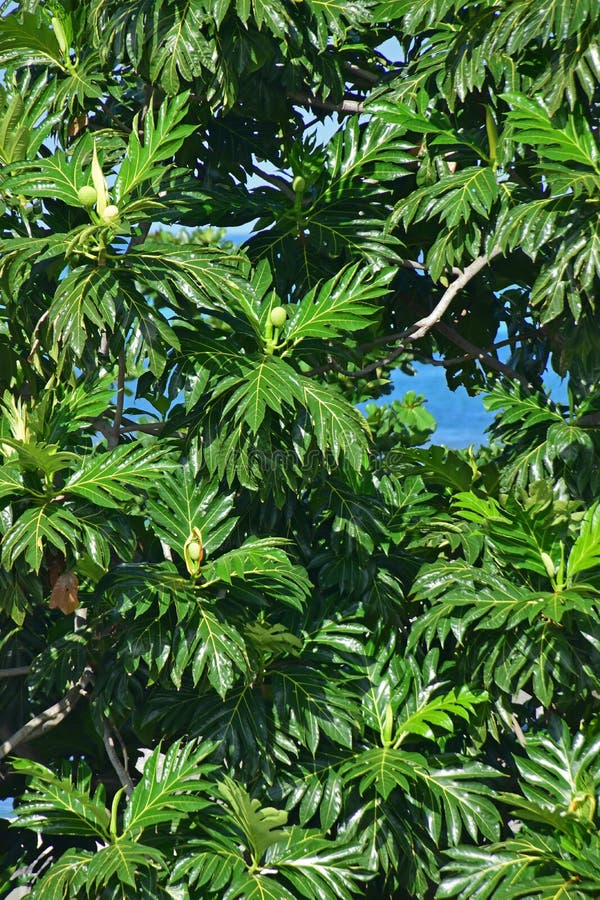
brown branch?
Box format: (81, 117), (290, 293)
(250, 165), (296, 200)
(102, 716), (134, 798)
(27, 310), (50, 362)
(575, 411), (600, 427)
(512, 715), (527, 748)
(0, 666), (94, 760)
(408, 247), (504, 342)
(288, 91), (364, 115)
(342, 61), (380, 85)
(108, 351), (126, 449)
(88, 415), (173, 437)
(120, 417), (167, 435)
(401, 258), (462, 277)
(433, 318), (533, 390)
(308, 248), (506, 378)
(0, 666), (31, 678)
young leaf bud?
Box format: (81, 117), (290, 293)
(91, 141), (110, 216)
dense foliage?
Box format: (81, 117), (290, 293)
(1, 1), (600, 897)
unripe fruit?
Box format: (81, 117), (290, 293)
(77, 185), (97, 208)
(101, 204), (120, 225)
(292, 175), (306, 193)
(187, 540), (202, 562)
(270, 306), (287, 328)
(184, 527), (204, 577)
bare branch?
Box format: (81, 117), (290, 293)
(250, 165), (296, 200)
(27, 310), (50, 362)
(342, 61), (380, 85)
(88, 415), (175, 437)
(120, 418), (167, 435)
(433, 318), (533, 390)
(288, 91), (364, 115)
(102, 716), (134, 798)
(408, 247), (504, 342)
(401, 258), (462, 277)
(0, 666), (94, 760)
(308, 248), (507, 379)
(0, 666), (31, 679)
(108, 351), (126, 450)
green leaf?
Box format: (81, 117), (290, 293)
(146, 471), (237, 561)
(85, 840), (167, 891)
(180, 604), (249, 694)
(299, 378), (369, 468)
(201, 537), (311, 612)
(341, 746), (425, 800)
(148, 7), (214, 95)
(284, 263), (393, 344)
(115, 93), (196, 201)
(63, 444), (171, 509)
(218, 776), (289, 862)
(0, 12), (62, 69)
(3, 132), (100, 207)
(393, 686), (488, 747)
(49, 265), (120, 357)
(1, 503), (82, 571)
(122, 740), (216, 837)
(503, 92), (600, 172)
(213, 355), (304, 434)
(567, 503), (600, 581)
(10, 758), (111, 839)
(28, 849), (92, 900)
(395, 166), (499, 230)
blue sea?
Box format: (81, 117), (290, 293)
(392, 363), (566, 447)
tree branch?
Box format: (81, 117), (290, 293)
(0, 666), (94, 760)
(102, 716), (134, 798)
(308, 248), (507, 378)
(433, 318), (533, 390)
(250, 164), (296, 200)
(0, 666), (31, 678)
(27, 310), (50, 362)
(288, 91), (364, 115)
(401, 258), (462, 277)
(108, 351), (126, 450)
(408, 247), (503, 341)
(342, 61), (380, 85)
(89, 415), (166, 437)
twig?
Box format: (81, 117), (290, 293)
(108, 351), (126, 450)
(89, 416), (167, 437)
(308, 248), (505, 377)
(512, 715), (527, 748)
(250, 165), (296, 200)
(0, 666), (31, 678)
(102, 716), (134, 798)
(433, 318), (533, 390)
(288, 91), (364, 115)
(342, 61), (380, 85)
(401, 258), (462, 277)
(0, 666), (94, 760)
(408, 247), (504, 341)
